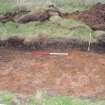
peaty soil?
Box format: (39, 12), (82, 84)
(0, 36), (105, 53)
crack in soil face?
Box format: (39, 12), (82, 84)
(0, 47), (105, 98)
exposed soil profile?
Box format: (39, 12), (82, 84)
(0, 2), (105, 99)
(0, 32), (105, 99)
(0, 47), (105, 99)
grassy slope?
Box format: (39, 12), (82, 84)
(0, 20), (95, 41)
(0, 0), (96, 41)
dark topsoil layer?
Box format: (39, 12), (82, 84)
(0, 36), (105, 53)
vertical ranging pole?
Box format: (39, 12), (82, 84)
(88, 33), (92, 51)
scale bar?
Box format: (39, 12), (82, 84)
(32, 52), (68, 56)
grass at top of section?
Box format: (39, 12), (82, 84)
(0, 0), (96, 41)
(0, 19), (96, 41)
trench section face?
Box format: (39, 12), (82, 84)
(0, 48), (105, 98)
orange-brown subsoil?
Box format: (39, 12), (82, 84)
(0, 47), (105, 98)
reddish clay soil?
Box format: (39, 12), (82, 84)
(0, 48), (105, 98)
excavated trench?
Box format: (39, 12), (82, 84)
(0, 3), (105, 98)
(0, 47), (105, 98)
(0, 37), (105, 99)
